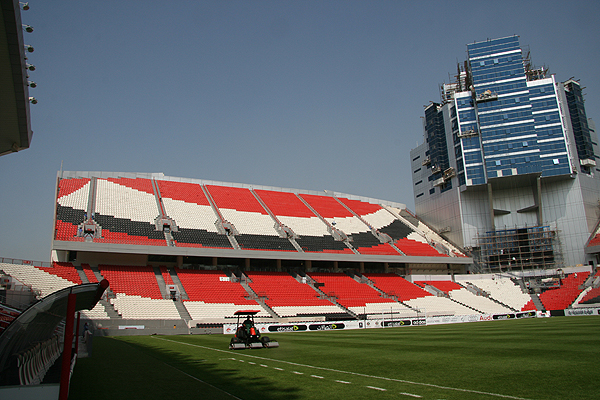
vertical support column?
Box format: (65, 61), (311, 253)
(333, 261), (339, 271)
(384, 262), (389, 273)
(245, 258), (251, 271)
(74, 312), (81, 358)
(487, 183), (495, 231)
(536, 176), (543, 225)
(177, 255), (183, 268)
(305, 260), (312, 272)
(359, 262), (365, 273)
(276, 259), (282, 272)
(59, 292), (77, 400)
(212, 257), (218, 268)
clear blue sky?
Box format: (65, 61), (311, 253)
(1, 0), (599, 262)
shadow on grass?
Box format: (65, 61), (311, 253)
(69, 335), (302, 400)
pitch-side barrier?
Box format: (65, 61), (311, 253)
(223, 311), (540, 334)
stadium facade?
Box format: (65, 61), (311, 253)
(410, 35), (600, 273)
(52, 171), (471, 275)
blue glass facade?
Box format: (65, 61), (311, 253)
(414, 35), (595, 204)
(410, 35), (600, 271)
(424, 102), (450, 192)
(465, 36), (572, 182)
(564, 79), (595, 171)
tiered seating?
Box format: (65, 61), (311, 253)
(58, 177), (91, 198)
(414, 279), (505, 314)
(98, 265), (163, 299)
(301, 194), (401, 255)
(55, 177), (90, 241)
(160, 266), (174, 285)
(106, 177), (154, 194)
(206, 185), (296, 251)
(1, 262), (108, 320)
(456, 275), (533, 311)
(93, 178), (167, 246)
(588, 231), (600, 247)
(416, 280), (463, 293)
(335, 199), (403, 255)
(0, 262), (78, 297)
(538, 272), (591, 310)
(578, 286), (600, 305)
(300, 194), (364, 229)
(245, 271), (341, 317)
(55, 220), (85, 242)
(177, 269), (256, 304)
(344, 202), (411, 249)
(520, 300), (538, 311)
(404, 295), (480, 316)
(381, 207), (448, 257)
(54, 173), (466, 259)
(157, 181), (232, 249)
(577, 270), (600, 305)
(447, 288), (512, 314)
(0, 305), (21, 332)
(308, 272), (401, 315)
(37, 262), (82, 285)
(364, 273), (433, 301)
(395, 237), (446, 256)
(346, 202), (446, 257)
(255, 190), (352, 253)
(82, 264), (99, 283)
(110, 293), (180, 319)
(79, 303), (110, 319)
(184, 301), (269, 322)
(176, 269), (267, 321)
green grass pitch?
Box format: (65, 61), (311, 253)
(69, 317), (599, 400)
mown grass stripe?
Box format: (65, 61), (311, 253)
(152, 336), (533, 400)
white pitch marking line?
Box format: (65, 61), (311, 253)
(400, 392), (422, 398)
(260, 364), (269, 368)
(335, 380), (351, 384)
(130, 341), (242, 400)
(292, 371), (304, 375)
(367, 386), (387, 391)
(273, 367), (284, 371)
(311, 375), (324, 379)
(151, 337), (533, 400)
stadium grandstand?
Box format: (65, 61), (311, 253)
(4, 170), (599, 335)
(52, 171), (469, 268)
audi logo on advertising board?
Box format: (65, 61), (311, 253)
(382, 319), (426, 327)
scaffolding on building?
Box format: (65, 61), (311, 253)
(475, 225), (563, 273)
(522, 47), (549, 82)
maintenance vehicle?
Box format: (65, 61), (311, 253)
(229, 310), (279, 349)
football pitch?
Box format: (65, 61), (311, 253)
(69, 317), (599, 400)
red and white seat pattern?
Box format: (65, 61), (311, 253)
(53, 174), (459, 257)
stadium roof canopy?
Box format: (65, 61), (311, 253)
(0, 0), (33, 157)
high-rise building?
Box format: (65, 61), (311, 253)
(410, 35), (600, 272)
